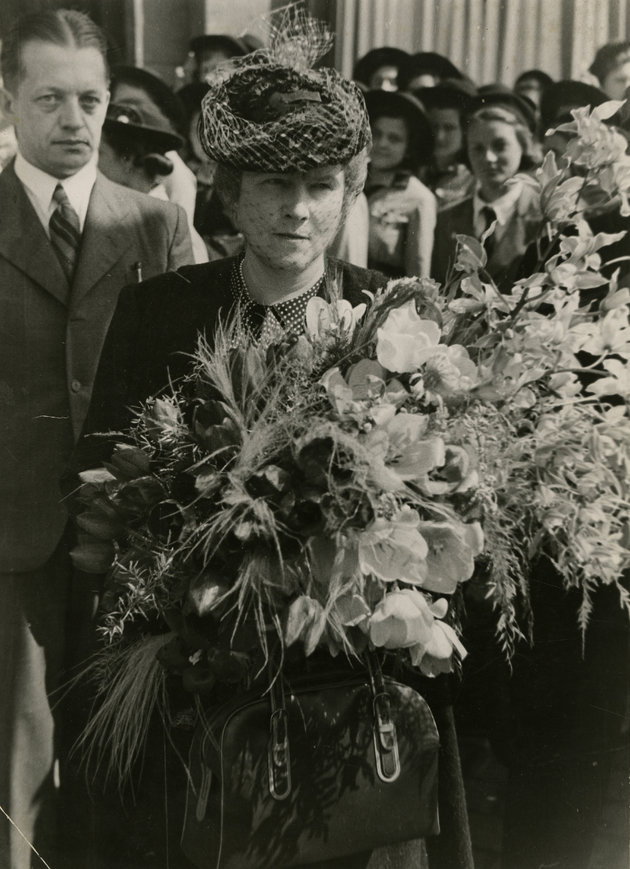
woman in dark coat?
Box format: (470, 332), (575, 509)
(75, 23), (474, 869)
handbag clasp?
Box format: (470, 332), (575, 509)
(373, 691), (401, 783)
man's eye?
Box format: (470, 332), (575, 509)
(80, 95), (101, 111)
(37, 94), (60, 106)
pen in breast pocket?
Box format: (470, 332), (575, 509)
(131, 261), (143, 283)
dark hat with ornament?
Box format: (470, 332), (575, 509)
(468, 87), (538, 132)
(104, 102), (184, 152)
(364, 89), (433, 164)
(353, 46), (411, 88)
(589, 41), (630, 84)
(198, 9), (371, 172)
(414, 78), (478, 113)
(398, 52), (464, 91)
(540, 80), (608, 129)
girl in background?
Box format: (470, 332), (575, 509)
(431, 91), (542, 291)
(364, 90), (437, 277)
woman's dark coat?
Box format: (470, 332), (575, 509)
(73, 256), (474, 869)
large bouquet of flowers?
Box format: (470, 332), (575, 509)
(73, 102), (630, 778)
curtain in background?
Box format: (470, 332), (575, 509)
(336, 0), (630, 86)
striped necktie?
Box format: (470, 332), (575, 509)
(49, 183), (81, 283)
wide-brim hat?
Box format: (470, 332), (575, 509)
(588, 41), (630, 84)
(353, 47), (411, 87)
(104, 103), (184, 152)
(414, 78), (478, 113)
(364, 89), (433, 163)
(540, 80), (608, 129)
(468, 88), (538, 132)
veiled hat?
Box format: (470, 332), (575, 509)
(198, 11), (371, 172)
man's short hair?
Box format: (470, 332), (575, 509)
(1, 8), (109, 92)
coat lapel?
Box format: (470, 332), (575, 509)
(71, 174), (134, 304)
(0, 162), (69, 305)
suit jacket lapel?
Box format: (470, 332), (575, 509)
(0, 162), (69, 305)
(72, 173), (134, 304)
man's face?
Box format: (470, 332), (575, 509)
(5, 40), (109, 178)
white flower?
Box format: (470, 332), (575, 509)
(305, 296), (366, 340)
(376, 300), (441, 372)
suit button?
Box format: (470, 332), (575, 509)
(71, 380), (82, 393)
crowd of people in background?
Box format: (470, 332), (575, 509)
(2, 28), (630, 286)
(0, 10), (628, 869)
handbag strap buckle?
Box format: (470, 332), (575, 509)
(268, 707), (292, 801)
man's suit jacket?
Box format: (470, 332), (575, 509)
(0, 161), (193, 572)
(431, 184), (542, 291)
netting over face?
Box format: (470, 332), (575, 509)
(198, 10), (371, 172)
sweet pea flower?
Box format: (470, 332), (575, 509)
(306, 296), (366, 340)
(411, 620), (467, 677)
(368, 588), (434, 649)
(415, 520), (484, 594)
(365, 414), (445, 491)
(376, 300), (441, 373)
(422, 344), (478, 400)
(358, 507), (428, 585)
(587, 359), (630, 400)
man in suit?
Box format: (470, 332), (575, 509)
(0, 9), (193, 867)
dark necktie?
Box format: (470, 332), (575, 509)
(49, 183), (81, 283)
(480, 205), (496, 259)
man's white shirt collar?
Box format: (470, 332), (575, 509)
(14, 152), (97, 235)
(473, 179), (523, 239)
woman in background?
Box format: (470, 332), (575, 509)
(99, 103), (182, 195)
(110, 66), (208, 263)
(589, 41), (630, 100)
(417, 79), (477, 210)
(365, 89), (437, 277)
(431, 90), (542, 291)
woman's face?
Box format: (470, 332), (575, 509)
(98, 139), (154, 193)
(370, 116), (409, 172)
(467, 117), (523, 199)
(602, 60), (630, 100)
(234, 165), (345, 274)
(369, 65), (398, 91)
(428, 107), (462, 167)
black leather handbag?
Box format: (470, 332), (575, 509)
(181, 662), (440, 869)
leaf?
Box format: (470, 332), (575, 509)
(453, 234), (487, 273)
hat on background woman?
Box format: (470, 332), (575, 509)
(469, 87), (538, 133)
(364, 88), (434, 167)
(352, 46), (410, 91)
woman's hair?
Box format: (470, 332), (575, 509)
(214, 147), (370, 222)
(1, 8), (108, 91)
(464, 107), (541, 172)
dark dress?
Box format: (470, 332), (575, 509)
(73, 256), (474, 869)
